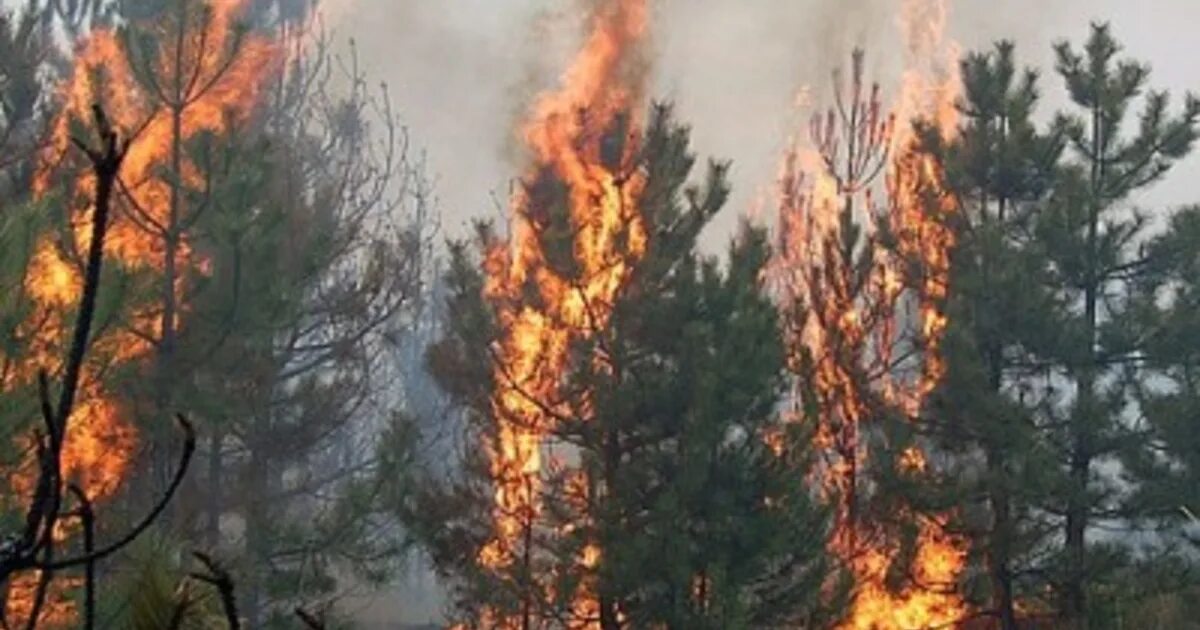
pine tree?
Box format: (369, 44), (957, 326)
(0, 2), (62, 195)
(405, 104), (842, 629)
(172, 21), (429, 626)
(1125, 205), (1200, 542)
(0, 2), (56, 419)
(910, 29), (1200, 626)
(1042, 23), (1199, 626)
(1106, 203), (1200, 626)
(16, 0), (430, 621)
(903, 41), (1065, 628)
(774, 48), (967, 628)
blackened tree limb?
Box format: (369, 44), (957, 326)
(14, 102), (128, 630)
(36, 416), (196, 571)
(21, 526), (52, 630)
(190, 552), (239, 630)
(54, 102), (126, 464)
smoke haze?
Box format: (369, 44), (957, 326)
(331, 0), (1200, 258)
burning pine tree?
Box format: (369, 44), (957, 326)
(771, 1), (969, 627)
(405, 0), (843, 627)
(4, 0), (427, 623)
(2, 0), (280, 622)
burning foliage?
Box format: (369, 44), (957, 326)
(772, 1), (969, 627)
(6, 0), (1200, 629)
(411, 1), (844, 627)
(3, 0), (280, 623)
(479, 0), (649, 580)
(18, 0), (276, 504)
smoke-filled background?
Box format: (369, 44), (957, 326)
(334, 0), (1200, 250)
(319, 0), (1200, 624)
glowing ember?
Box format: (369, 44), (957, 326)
(773, 0), (967, 628)
(4, 0), (279, 622)
(480, 0), (648, 625)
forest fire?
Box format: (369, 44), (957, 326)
(479, 0), (648, 625)
(3, 0), (1198, 628)
(5, 0), (279, 622)
(774, 0), (966, 628)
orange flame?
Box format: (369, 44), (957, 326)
(480, 0), (648, 626)
(773, 1), (967, 628)
(5, 1), (279, 623)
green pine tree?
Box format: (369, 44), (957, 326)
(404, 104), (843, 629)
(1042, 23), (1199, 626)
(171, 23), (429, 627)
(1112, 204), (1200, 626)
(899, 40), (1065, 628)
(1125, 205), (1200, 543)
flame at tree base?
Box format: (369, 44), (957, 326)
(843, 520), (966, 629)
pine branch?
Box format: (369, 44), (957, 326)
(36, 416), (196, 571)
(189, 552), (239, 630)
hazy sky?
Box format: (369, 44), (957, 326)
(331, 0), (1200, 253)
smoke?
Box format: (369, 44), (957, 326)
(322, 0), (1064, 245)
(650, 0), (923, 244)
(326, 1), (542, 240)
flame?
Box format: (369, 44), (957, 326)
(889, 0), (961, 406)
(480, 0), (648, 626)
(4, 1), (279, 623)
(773, 1), (966, 628)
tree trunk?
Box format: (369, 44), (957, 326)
(983, 230), (1018, 630)
(598, 427), (622, 630)
(1064, 101), (1105, 630)
(243, 438), (267, 626)
(205, 430), (224, 548)
(156, 5), (186, 521)
(520, 474), (534, 630)
(987, 448), (1018, 630)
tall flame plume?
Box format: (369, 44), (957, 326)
(773, 1), (966, 628)
(5, 0), (279, 622)
(479, 0), (648, 626)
